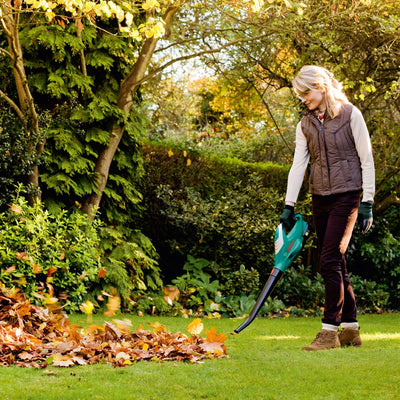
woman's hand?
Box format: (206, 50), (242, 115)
(280, 205), (295, 231)
(358, 202), (373, 234)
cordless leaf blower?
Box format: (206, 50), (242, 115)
(233, 214), (309, 334)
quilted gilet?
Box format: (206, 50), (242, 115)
(301, 104), (362, 196)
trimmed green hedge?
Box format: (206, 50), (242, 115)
(141, 142), (291, 197)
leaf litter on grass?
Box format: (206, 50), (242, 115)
(0, 286), (227, 368)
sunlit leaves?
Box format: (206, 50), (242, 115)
(142, 0), (161, 12)
(141, 18), (166, 38)
(14, 0), (174, 40)
(8, 0), (290, 43)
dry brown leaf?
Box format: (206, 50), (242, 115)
(163, 286), (180, 303)
(205, 326), (226, 343)
(186, 318), (204, 336)
(32, 264), (42, 274)
(97, 267), (107, 278)
(10, 204), (22, 214)
(148, 321), (167, 334)
(42, 369), (56, 375)
(104, 292), (120, 317)
(53, 359), (75, 367)
(46, 267), (57, 277)
(199, 341), (226, 355)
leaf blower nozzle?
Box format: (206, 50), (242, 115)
(233, 214), (309, 334)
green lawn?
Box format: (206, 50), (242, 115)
(1, 313), (399, 400)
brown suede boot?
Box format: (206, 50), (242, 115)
(339, 328), (362, 347)
(302, 330), (341, 351)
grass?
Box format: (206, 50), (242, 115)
(1, 313), (399, 400)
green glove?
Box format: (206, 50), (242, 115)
(358, 202), (373, 234)
(280, 205), (295, 231)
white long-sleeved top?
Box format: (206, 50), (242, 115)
(285, 105), (375, 204)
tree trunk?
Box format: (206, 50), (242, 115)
(375, 191), (400, 216)
(81, 4), (182, 216)
(1, 2), (41, 202)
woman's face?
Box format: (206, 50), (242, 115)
(299, 88), (326, 112)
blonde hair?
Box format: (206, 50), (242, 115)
(292, 65), (349, 119)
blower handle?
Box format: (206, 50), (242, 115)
(233, 268), (283, 334)
(232, 214), (309, 334)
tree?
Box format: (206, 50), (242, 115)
(80, 1), (186, 215)
(144, 73), (296, 164)
(0, 0), (181, 210)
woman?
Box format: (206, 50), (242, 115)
(280, 65), (375, 351)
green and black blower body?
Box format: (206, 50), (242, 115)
(234, 214), (309, 334)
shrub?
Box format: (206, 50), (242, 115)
(350, 274), (390, 312)
(171, 255), (220, 315)
(140, 141), (291, 198)
(100, 227), (163, 292)
(220, 264), (260, 296)
(0, 106), (41, 211)
(0, 191), (102, 311)
(128, 290), (182, 317)
(168, 255), (301, 318)
(274, 265), (325, 311)
(0, 187), (164, 314)
(152, 175), (312, 282)
(94, 226), (164, 311)
(215, 292), (286, 318)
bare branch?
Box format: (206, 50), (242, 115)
(0, 88), (27, 130)
(155, 26), (246, 53)
(0, 47), (12, 57)
(138, 33), (272, 87)
(249, 80), (291, 151)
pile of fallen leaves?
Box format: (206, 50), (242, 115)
(0, 286), (227, 368)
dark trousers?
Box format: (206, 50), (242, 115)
(312, 191), (361, 326)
